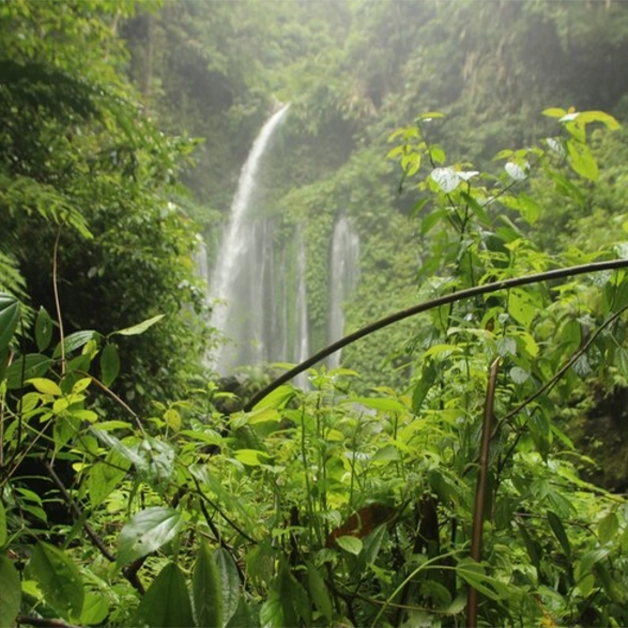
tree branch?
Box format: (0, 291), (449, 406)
(244, 259), (628, 411)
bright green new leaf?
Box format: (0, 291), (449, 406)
(100, 343), (120, 387)
(577, 110), (620, 130)
(27, 377), (62, 396)
(112, 313), (165, 337)
(335, 535), (363, 556)
(234, 448), (270, 466)
(214, 547), (241, 626)
(567, 139), (598, 181)
(542, 107), (566, 118)
(252, 384), (295, 410)
(0, 293), (19, 353)
(0, 555), (21, 628)
(135, 563), (194, 628)
(35, 306), (53, 352)
(193, 542), (224, 628)
(28, 542), (84, 620)
(117, 507), (183, 567)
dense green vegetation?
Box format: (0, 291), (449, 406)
(3, 1), (628, 626)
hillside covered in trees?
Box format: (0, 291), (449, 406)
(3, 1), (628, 626)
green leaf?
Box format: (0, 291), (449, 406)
(0, 293), (19, 353)
(577, 110), (620, 130)
(233, 448), (270, 466)
(0, 555), (21, 628)
(135, 563), (194, 628)
(27, 377), (62, 396)
(100, 343), (120, 387)
(252, 384), (295, 410)
(306, 562), (332, 622)
(193, 542), (224, 628)
(542, 107), (567, 118)
(5, 354), (51, 389)
(117, 507), (183, 567)
(112, 313), (165, 337)
(547, 510), (571, 558)
(214, 547), (241, 626)
(53, 330), (98, 358)
(0, 501), (6, 548)
(430, 167), (459, 193)
(35, 307), (53, 352)
(79, 591), (109, 626)
(509, 367), (530, 385)
(87, 457), (129, 509)
(508, 290), (537, 327)
(567, 139), (598, 181)
(335, 536), (363, 556)
(598, 512), (619, 545)
(28, 542), (84, 620)
(455, 560), (504, 601)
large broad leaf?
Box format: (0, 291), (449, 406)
(0, 293), (19, 353)
(5, 354), (51, 389)
(567, 139), (598, 181)
(134, 563), (194, 628)
(27, 542), (84, 620)
(214, 547), (241, 625)
(117, 507), (183, 567)
(0, 555), (21, 628)
(192, 542), (224, 628)
(111, 314), (164, 337)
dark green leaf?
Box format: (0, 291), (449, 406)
(306, 562), (332, 622)
(100, 343), (120, 387)
(135, 563), (194, 628)
(0, 500), (6, 547)
(28, 542), (84, 620)
(117, 507), (183, 567)
(53, 330), (98, 358)
(35, 307), (53, 352)
(0, 555), (21, 628)
(547, 511), (571, 558)
(0, 293), (19, 353)
(5, 354), (50, 389)
(193, 542), (224, 628)
(214, 547), (240, 625)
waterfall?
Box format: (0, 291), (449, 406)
(194, 237), (209, 287)
(328, 215), (360, 370)
(209, 104), (290, 373)
(293, 231), (310, 389)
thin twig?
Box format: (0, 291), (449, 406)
(467, 358), (500, 628)
(16, 615), (82, 628)
(44, 461), (116, 562)
(244, 259), (628, 411)
(52, 227), (66, 376)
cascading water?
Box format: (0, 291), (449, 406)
(293, 231), (310, 388)
(209, 104), (291, 373)
(328, 215), (360, 369)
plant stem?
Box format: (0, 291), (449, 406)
(467, 358), (500, 628)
